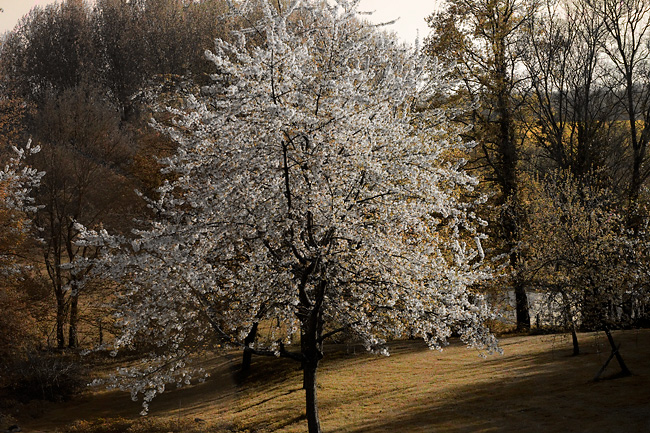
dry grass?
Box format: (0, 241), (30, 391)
(11, 329), (650, 432)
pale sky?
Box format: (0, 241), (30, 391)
(358, 0), (436, 45)
(0, 0), (438, 44)
(0, 0), (57, 33)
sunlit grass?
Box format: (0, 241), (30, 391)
(15, 329), (650, 432)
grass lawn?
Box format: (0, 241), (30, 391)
(10, 329), (650, 432)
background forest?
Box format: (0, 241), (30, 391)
(0, 0), (649, 431)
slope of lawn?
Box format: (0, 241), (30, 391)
(10, 329), (650, 433)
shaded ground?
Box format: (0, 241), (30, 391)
(11, 329), (650, 432)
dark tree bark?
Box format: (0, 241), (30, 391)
(570, 326), (580, 356)
(514, 284), (530, 331)
(68, 287), (79, 349)
(300, 311), (324, 433)
(498, 87), (530, 331)
(47, 240), (67, 349)
(55, 289), (66, 349)
(303, 357), (321, 433)
(425, 0), (534, 331)
(241, 322), (259, 373)
(297, 264), (325, 433)
(560, 292), (580, 355)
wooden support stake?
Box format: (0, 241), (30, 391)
(593, 343), (619, 381)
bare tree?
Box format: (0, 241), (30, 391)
(425, 0), (539, 330)
(33, 85), (138, 348)
(596, 0), (650, 226)
(522, 0), (629, 179)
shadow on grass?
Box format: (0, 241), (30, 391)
(15, 354), (241, 430)
(17, 330), (650, 433)
(332, 331), (650, 433)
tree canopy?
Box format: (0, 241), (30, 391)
(77, 1), (499, 430)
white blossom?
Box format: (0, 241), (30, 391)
(0, 139), (44, 276)
(80, 0), (499, 416)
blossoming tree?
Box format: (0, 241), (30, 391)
(0, 141), (43, 358)
(0, 140), (43, 278)
(78, 1), (499, 431)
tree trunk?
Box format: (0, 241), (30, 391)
(506, 210), (529, 331)
(514, 283), (530, 331)
(504, 181), (529, 332)
(570, 325), (580, 356)
(562, 292), (579, 355)
(304, 359), (321, 433)
(301, 322), (324, 433)
(497, 81), (529, 331)
(625, 70), (644, 232)
(241, 322), (259, 373)
(55, 288), (66, 349)
(299, 278), (325, 433)
(68, 290), (79, 349)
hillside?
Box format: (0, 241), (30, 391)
(7, 329), (649, 433)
